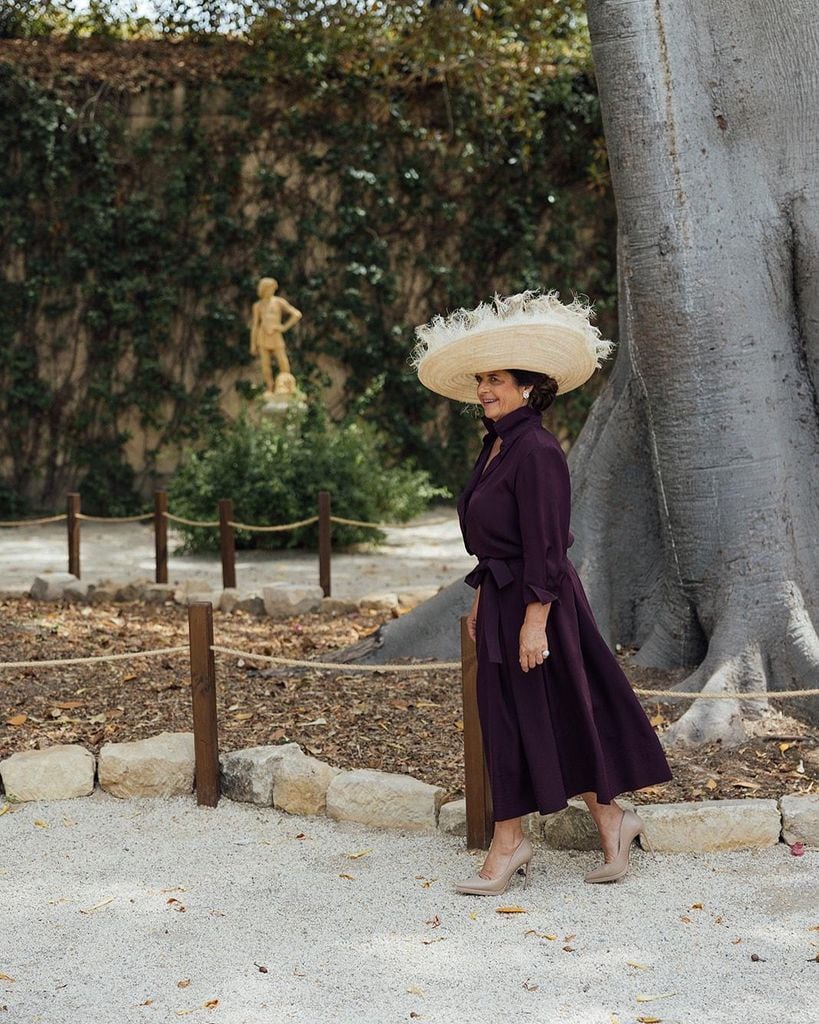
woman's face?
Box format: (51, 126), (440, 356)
(474, 369), (527, 422)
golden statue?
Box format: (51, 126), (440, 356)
(250, 277), (302, 395)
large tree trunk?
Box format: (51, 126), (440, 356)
(350, 0), (819, 747)
(578, 0), (819, 743)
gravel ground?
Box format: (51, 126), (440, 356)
(0, 511), (473, 600)
(2, 794), (817, 1024)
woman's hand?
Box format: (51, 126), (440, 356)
(519, 602), (550, 673)
(467, 586), (480, 642)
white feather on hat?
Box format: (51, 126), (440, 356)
(410, 289), (615, 403)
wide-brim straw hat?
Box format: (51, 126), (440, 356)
(410, 290), (615, 403)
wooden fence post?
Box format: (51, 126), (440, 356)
(67, 492), (81, 579)
(188, 601), (220, 808)
(218, 498), (236, 590)
(154, 490), (168, 584)
(318, 490), (331, 597)
(461, 615), (493, 849)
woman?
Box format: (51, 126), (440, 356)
(411, 291), (673, 894)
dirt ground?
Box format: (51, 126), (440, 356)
(0, 597), (816, 805)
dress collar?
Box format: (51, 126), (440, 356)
(481, 404), (542, 443)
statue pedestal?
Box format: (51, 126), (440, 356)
(258, 386), (307, 422)
(259, 376), (307, 419)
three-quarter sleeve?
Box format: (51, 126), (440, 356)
(514, 444), (571, 606)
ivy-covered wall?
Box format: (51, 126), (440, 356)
(0, 10), (616, 515)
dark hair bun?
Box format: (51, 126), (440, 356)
(507, 369), (558, 412)
(528, 376), (558, 412)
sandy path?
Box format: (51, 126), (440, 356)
(2, 793), (816, 1024)
(0, 507), (473, 600)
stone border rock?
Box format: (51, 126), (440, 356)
(1, 732), (817, 852)
(23, 572), (438, 618)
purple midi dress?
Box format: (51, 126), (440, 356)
(457, 404), (673, 821)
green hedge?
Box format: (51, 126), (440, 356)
(169, 404), (449, 551)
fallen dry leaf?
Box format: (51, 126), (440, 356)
(0, 974), (15, 983)
(522, 979), (539, 991)
(177, 980), (190, 989)
(167, 898), (187, 913)
(0, 804), (9, 817)
(6, 714), (27, 727)
(425, 915), (440, 928)
(626, 961), (650, 970)
(346, 848), (373, 860)
(691, 903), (703, 910)
(203, 999), (219, 1009)
(636, 992), (677, 1003)
(406, 985), (425, 996)
(525, 929), (557, 940)
(80, 897), (115, 914)
(496, 906), (526, 914)
(421, 936), (446, 945)
(636, 1017), (663, 1023)
(562, 945), (575, 952)
(338, 873), (355, 881)
(33, 819), (48, 829)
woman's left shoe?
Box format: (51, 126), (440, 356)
(584, 808), (655, 883)
(454, 835), (533, 896)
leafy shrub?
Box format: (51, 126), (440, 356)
(169, 405), (450, 552)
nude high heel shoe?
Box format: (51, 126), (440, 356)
(454, 836), (533, 896)
(584, 808), (656, 884)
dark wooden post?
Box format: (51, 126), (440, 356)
(188, 601), (220, 808)
(218, 498), (236, 590)
(154, 490), (168, 584)
(318, 490), (331, 597)
(461, 616), (493, 849)
(67, 492), (81, 579)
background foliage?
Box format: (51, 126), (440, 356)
(0, 1), (616, 517)
(170, 404), (449, 551)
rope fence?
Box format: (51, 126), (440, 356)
(76, 512), (155, 524)
(0, 601), (815, 846)
(163, 512), (220, 528)
(328, 515), (453, 529)
(0, 490), (453, 596)
(209, 644), (461, 673)
(0, 646), (188, 670)
(0, 513), (68, 527)
(227, 515), (320, 532)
